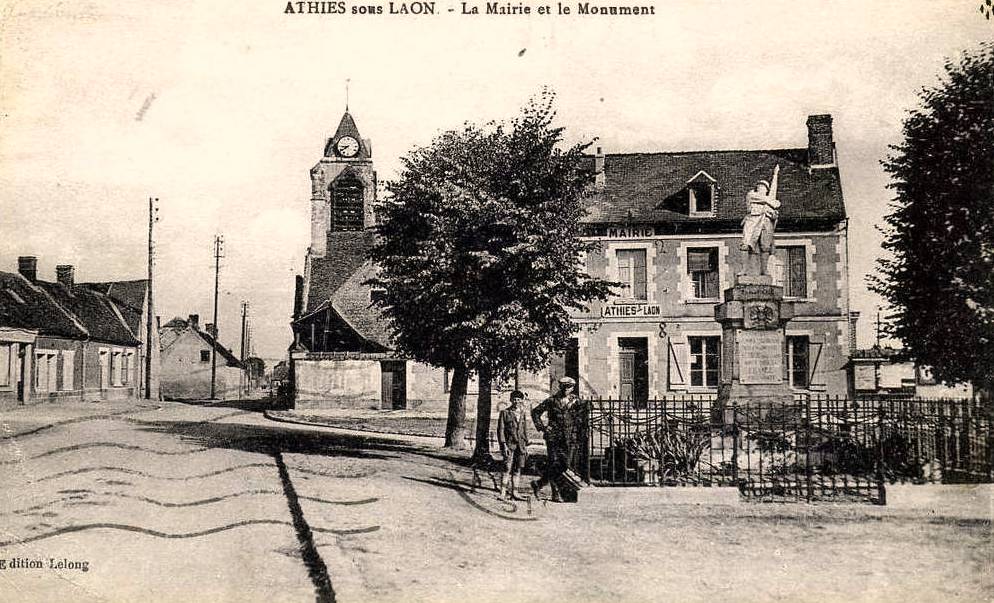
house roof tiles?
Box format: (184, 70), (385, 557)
(580, 148), (845, 226)
(0, 271), (140, 345)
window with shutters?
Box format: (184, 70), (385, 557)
(60, 351), (74, 391)
(331, 173), (364, 232)
(616, 249), (647, 300)
(687, 248), (720, 300)
(200, 350), (211, 363)
(689, 336), (720, 388)
(35, 350), (56, 392)
(786, 336), (810, 388)
(121, 353), (130, 386)
(0, 344), (10, 388)
(779, 246), (808, 298)
(111, 351), (122, 386)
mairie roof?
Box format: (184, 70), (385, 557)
(580, 148), (846, 226)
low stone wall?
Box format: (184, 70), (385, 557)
(295, 359), (380, 409)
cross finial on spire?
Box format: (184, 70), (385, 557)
(345, 78), (351, 111)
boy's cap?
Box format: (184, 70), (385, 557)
(510, 390), (526, 401)
(558, 377), (577, 387)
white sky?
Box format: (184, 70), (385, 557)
(1, 0), (990, 361)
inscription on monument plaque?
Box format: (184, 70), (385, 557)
(738, 330), (783, 384)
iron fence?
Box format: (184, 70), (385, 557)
(584, 395), (993, 503)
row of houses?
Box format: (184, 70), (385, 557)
(0, 257), (249, 409)
(289, 110), (972, 411)
(0, 257), (154, 406)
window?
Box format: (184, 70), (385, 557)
(689, 182), (715, 215)
(60, 351), (74, 391)
(111, 351), (122, 386)
(121, 353), (130, 386)
(370, 289), (387, 304)
(616, 249), (647, 300)
(786, 336), (810, 388)
(0, 344), (10, 387)
(35, 351), (56, 392)
(687, 248), (720, 299)
(331, 174), (364, 232)
(689, 336), (720, 388)
(99, 349), (110, 389)
(200, 350), (211, 363)
(778, 246), (808, 298)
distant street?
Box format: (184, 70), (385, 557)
(1, 400), (991, 603)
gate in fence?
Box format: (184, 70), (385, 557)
(584, 395), (993, 503)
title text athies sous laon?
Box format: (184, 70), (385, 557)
(283, 2), (656, 16)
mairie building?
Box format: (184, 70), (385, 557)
(291, 111), (852, 410)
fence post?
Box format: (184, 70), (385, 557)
(875, 403), (887, 506)
(731, 401), (739, 485)
(985, 395), (994, 483)
(805, 395), (813, 503)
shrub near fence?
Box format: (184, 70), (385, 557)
(584, 395), (993, 503)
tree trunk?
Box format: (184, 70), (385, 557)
(444, 364), (471, 450)
(472, 364), (494, 461)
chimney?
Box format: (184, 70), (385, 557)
(188, 314), (199, 329)
(806, 114), (835, 167)
(17, 256), (37, 282)
(848, 311), (861, 356)
(205, 323), (218, 339)
(56, 264), (75, 288)
(594, 146), (606, 190)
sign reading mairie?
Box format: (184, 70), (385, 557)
(583, 225), (656, 238)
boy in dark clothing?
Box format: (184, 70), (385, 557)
(497, 390), (530, 501)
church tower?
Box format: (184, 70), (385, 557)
(308, 110), (376, 258)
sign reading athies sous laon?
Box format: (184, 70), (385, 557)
(600, 304), (662, 318)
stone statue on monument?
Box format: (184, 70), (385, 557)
(740, 164), (781, 277)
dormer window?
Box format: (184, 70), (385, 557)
(687, 171), (717, 217)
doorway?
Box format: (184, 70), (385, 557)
(380, 361), (407, 410)
(618, 337), (649, 406)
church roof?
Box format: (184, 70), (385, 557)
(305, 231), (376, 315)
(300, 230), (391, 350)
(323, 111), (370, 158)
(580, 148), (846, 228)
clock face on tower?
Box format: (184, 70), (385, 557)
(336, 136), (360, 158)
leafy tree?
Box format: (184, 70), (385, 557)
(370, 90), (614, 452)
(871, 43), (994, 400)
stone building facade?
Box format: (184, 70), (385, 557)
(556, 115), (851, 400)
(291, 112), (852, 409)
(0, 257), (150, 408)
(159, 315), (247, 400)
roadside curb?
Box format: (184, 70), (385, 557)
(262, 410), (445, 446)
(883, 483), (993, 518)
(582, 485), (742, 506)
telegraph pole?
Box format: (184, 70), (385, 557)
(210, 235), (224, 400)
(145, 197), (159, 399)
(240, 301), (249, 394)
(875, 307), (883, 349)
